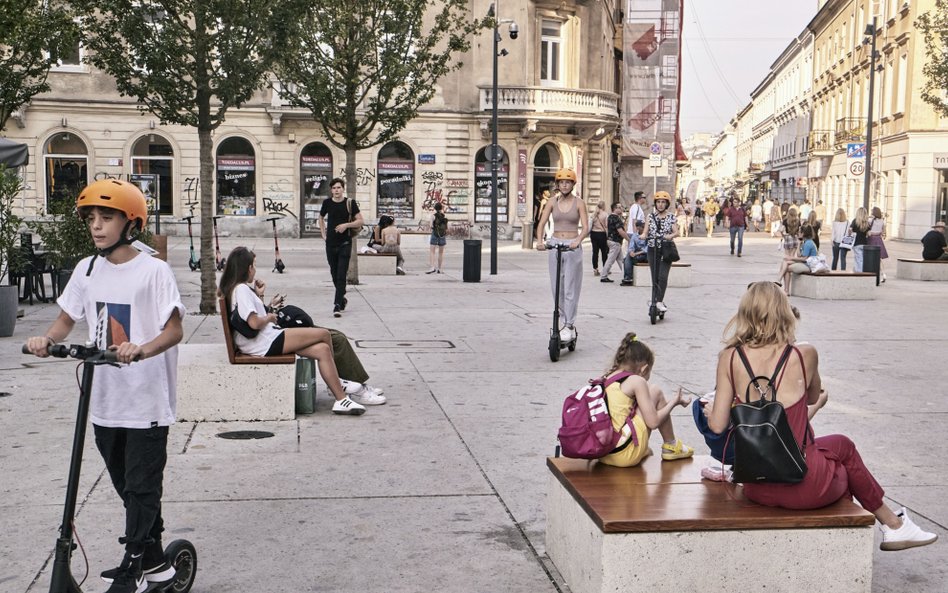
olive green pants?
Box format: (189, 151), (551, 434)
(323, 328), (369, 384)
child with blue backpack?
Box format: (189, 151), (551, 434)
(598, 332), (695, 467)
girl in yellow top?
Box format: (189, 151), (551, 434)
(599, 332), (695, 467)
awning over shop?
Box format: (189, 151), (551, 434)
(0, 137), (29, 167)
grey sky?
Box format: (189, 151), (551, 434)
(679, 1), (821, 138)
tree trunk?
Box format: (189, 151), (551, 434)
(198, 126), (216, 314)
(345, 145), (359, 285)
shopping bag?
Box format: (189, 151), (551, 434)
(294, 356), (316, 414)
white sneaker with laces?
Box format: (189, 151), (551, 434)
(656, 302), (668, 312)
(349, 385), (386, 405)
(341, 380), (385, 397)
(880, 508), (938, 551)
(558, 327), (572, 343)
(331, 397), (366, 415)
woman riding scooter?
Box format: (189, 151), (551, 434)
(640, 191), (678, 317)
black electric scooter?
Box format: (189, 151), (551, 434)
(266, 216), (286, 273)
(647, 250), (667, 325)
(22, 343), (198, 593)
(183, 215), (200, 272)
(212, 215), (226, 272)
(546, 242), (578, 362)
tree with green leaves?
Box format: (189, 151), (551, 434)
(917, 0), (948, 118)
(0, 0), (79, 131)
(76, 0), (307, 313)
(274, 0), (487, 280)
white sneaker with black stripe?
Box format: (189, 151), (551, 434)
(332, 396), (366, 415)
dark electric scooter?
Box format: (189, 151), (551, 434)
(22, 343), (198, 593)
(547, 242), (578, 362)
(266, 216), (286, 273)
(647, 246), (667, 326)
(212, 215), (226, 272)
(183, 215), (200, 272)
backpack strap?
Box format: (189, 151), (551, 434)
(734, 345), (793, 403)
(599, 371), (639, 451)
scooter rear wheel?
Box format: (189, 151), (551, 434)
(160, 540), (197, 593)
(549, 335), (560, 362)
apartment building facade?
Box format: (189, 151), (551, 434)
(6, 1), (623, 238)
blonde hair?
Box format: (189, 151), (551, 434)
(834, 208), (847, 223)
(784, 209), (801, 235)
(854, 207), (869, 232)
(723, 283), (797, 348)
(604, 332), (655, 376)
(596, 200), (607, 212)
(807, 210), (818, 226)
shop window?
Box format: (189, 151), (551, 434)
(377, 141), (415, 220)
(475, 146), (509, 223)
(300, 143), (333, 237)
(43, 132), (88, 209)
(216, 137), (256, 216)
(130, 134), (174, 216)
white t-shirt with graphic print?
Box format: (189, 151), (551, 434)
(57, 252), (185, 428)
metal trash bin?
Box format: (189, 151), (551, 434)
(463, 239), (482, 283)
(862, 245), (881, 285)
(521, 222), (534, 250)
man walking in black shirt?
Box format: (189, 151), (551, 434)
(319, 178), (363, 317)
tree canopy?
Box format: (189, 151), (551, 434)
(917, 0), (948, 119)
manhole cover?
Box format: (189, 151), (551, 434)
(355, 340), (455, 350)
(216, 431), (274, 440)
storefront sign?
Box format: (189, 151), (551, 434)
(445, 178), (468, 188)
(934, 153), (948, 169)
(301, 156), (332, 169)
(517, 149), (527, 218)
(217, 158), (254, 171)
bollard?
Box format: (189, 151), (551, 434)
(521, 222), (534, 250)
(463, 239), (482, 283)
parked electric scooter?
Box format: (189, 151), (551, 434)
(546, 242), (577, 362)
(212, 215), (226, 272)
(266, 216), (286, 273)
(183, 215), (200, 272)
(21, 343), (198, 593)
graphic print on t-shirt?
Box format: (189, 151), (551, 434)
(94, 302), (131, 348)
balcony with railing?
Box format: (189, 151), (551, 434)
(479, 86), (620, 121)
(808, 130), (834, 155)
(834, 117), (865, 149)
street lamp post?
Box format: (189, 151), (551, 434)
(488, 3), (517, 275)
(863, 17), (879, 211)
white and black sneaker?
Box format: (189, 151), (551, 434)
(332, 396), (366, 415)
(102, 544), (174, 585)
(103, 551), (146, 593)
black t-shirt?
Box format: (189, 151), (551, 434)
(921, 230), (947, 260)
(320, 198), (360, 246)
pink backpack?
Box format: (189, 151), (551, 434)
(557, 372), (638, 459)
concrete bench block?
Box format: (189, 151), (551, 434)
(633, 263), (692, 288)
(176, 344), (294, 422)
(546, 472), (873, 593)
(790, 272), (876, 300)
(897, 259), (948, 281)
(357, 253), (397, 275)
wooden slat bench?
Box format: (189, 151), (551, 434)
(546, 455), (875, 593)
(218, 297), (294, 364)
(790, 271), (876, 300)
(357, 252), (398, 275)
(896, 258), (948, 281)
(632, 262), (692, 288)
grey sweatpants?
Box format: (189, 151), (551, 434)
(547, 239), (583, 327)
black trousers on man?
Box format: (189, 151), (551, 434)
(326, 241), (352, 308)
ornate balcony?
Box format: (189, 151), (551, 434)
(479, 86), (620, 121)
(835, 117), (865, 149)
(808, 130), (834, 155)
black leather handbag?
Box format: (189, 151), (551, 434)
(661, 240), (680, 263)
(729, 345), (809, 484)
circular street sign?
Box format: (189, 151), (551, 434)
(485, 144), (506, 161)
(649, 142), (663, 155)
(849, 160), (865, 176)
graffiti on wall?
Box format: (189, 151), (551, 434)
(338, 167), (377, 187)
(421, 170), (444, 211)
(263, 178), (297, 219)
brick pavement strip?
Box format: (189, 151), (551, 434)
(1, 232), (945, 592)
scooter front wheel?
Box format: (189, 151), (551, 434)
(649, 305), (658, 325)
(159, 540), (197, 593)
(188, 259), (199, 272)
(549, 335), (560, 362)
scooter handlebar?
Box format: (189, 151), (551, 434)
(22, 343), (123, 362)
(544, 241), (576, 251)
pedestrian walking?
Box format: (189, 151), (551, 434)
(724, 197), (747, 256)
(600, 202), (628, 283)
(830, 208), (850, 270)
(702, 198), (719, 237)
(319, 178), (363, 318)
(589, 200), (609, 276)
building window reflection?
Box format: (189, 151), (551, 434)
(43, 132), (88, 210)
(131, 134), (174, 216)
(216, 137), (256, 216)
(377, 141), (415, 220)
(300, 142), (333, 237)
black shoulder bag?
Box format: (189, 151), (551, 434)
(229, 302), (259, 339)
(653, 214), (680, 262)
(728, 345), (809, 484)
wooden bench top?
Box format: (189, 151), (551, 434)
(800, 271), (874, 277)
(548, 455), (874, 533)
(357, 252), (397, 256)
(898, 258), (948, 264)
(218, 297), (295, 365)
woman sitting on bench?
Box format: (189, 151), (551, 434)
(219, 247), (368, 416)
(707, 282), (937, 551)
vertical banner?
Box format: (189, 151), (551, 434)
(517, 149), (527, 218)
(622, 0), (683, 159)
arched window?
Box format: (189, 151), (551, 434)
(474, 146), (509, 223)
(300, 142), (333, 237)
(131, 134), (174, 216)
(216, 137), (256, 216)
(43, 132), (88, 209)
(377, 141), (414, 219)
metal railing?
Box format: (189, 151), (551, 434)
(808, 130), (834, 154)
(835, 117), (866, 148)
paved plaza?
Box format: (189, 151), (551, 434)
(1, 230), (946, 592)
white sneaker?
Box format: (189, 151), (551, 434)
(331, 397), (366, 415)
(349, 385), (386, 405)
(558, 327), (573, 343)
(880, 508), (938, 551)
(656, 302), (668, 312)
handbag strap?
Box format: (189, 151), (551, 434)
(734, 344), (793, 403)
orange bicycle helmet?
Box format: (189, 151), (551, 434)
(77, 179), (148, 233)
(653, 191), (671, 205)
(554, 168), (577, 183)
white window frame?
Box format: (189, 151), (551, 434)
(540, 19), (564, 87)
(47, 17), (85, 73)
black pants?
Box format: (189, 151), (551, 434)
(326, 241), (352, 307)
(94, 425), (168, 552)
(646, 247), (671, 304)
(589, 231), (608, 269)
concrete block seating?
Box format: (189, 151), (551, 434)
(790, 271), (876, 300)
(632, 262), (692, 287)
(546, 455), (875, 593)
(175, 297), (296, 422)
(357, 252), (398, 275)
(897, 258), (948, 281)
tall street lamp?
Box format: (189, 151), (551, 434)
(862, 17), (881, 211)
(488, 2), (517, 275)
